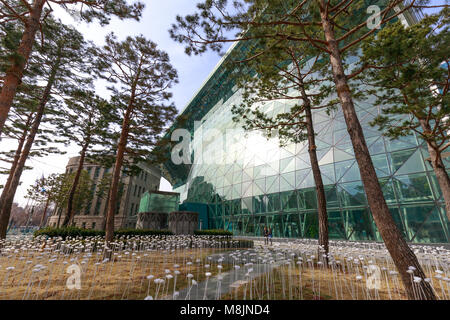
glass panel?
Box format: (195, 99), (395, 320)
(280, 172), (295, 192)
(395, 149), (425, 175)
(338, 181), (367, 207)
(267, 193), (280, 213)
(280, 190), (298, 212)
(371, 153), (390, 177)
(389, 148), (416, 173)
(320, 163), (335, 184)
(283, 213), (301, 238)
(400, 205), (447, 243)
(342, 208), (376, 241)
(379, 178), (397, 203)
(325, 185), (339, 208)
(367, 137), (385, 155)
(328, 210), (346, 239)
(393, 173), (433, 203)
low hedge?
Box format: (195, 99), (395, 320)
(34, 227), (173, 239)
(194, 229), (233, 236)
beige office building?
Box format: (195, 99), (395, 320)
(47, 156), (161, 230)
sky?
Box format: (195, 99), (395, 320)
(0, 1), (231, 206)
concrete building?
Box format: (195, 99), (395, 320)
(47, 156), (161, 230)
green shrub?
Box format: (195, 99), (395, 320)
(194, 229), (233, 236)
(34, 227), (173, 239)
(115, 229), (173, 236)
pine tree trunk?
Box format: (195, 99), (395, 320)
(305, 105), (329, 258)
(62, 143), (89, 227)
(0, 0), (45, 135)
(0, 53), (60, 239)
(421, 121), (450, 221)
(104, 95), (134, 243)
(318, 3), (435, 300)
(297, 77), (329, 258)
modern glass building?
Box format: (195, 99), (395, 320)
(161, 6), (449, 243)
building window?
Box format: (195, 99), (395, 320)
(145, 172), (147, 181)
(92, 222), (96, 229)
(82, 222), (86, 229)
(134, 185), (137, 197)
(94, 167), (101, 180)
(130, 203), (134, 216)
(94, 198), (101, 216)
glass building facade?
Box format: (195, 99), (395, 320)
(162, 7), (449, 244)
(139, 191), (180, 213)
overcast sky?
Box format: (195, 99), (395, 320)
(0, 1), (232, 206)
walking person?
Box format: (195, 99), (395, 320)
(263, 226), (268, 245)
(268, 227), (273, 245)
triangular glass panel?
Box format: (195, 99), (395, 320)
(335, 159), (355, 181)
(367, 136), (385, 155)
(295, 141), (308, 155)
(299, 170), (315, 188)
(267, 160), (279, 174)
(252, 182), (264, 196)
(280, 156), (296, 173)
(254, 178), (265, 193)
(395, 149), (425, 175)
(280, 172), (295, 192)
(389, 148), (416, 173)
(318, 148), (334, 165)
(340, 161), (361, 183)
(371, 153), (391, 177)
(320, 163), (335, 184)
(334, 148), (354, 162)
(241, 181), (252, 197)
(316, 137), (332, 149)
(296, 153), (311, 169)
(267, 175), (280, 193)
(296, 169), (311, 188)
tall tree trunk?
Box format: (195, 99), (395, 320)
(102, 185), (112, 231)
(62, 142), (89, 227)
(39, 195), (50, 228)
(296, 75), (329, 258)
(305, 105), (329, 258)
(0, 52), (60, 239)
(104, 94), (135, 243)
(318, 2), (435, 300)
(420, 121), (450, 221)
(0, 0), (45, 135)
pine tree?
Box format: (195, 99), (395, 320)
(94, 33), (178, 242)
(0, 0), (144, 136)
(57, 90), (115, 227)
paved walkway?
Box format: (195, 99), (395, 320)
(166, 247), (283, 300)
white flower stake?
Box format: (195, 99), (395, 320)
(203, 272), (212, 300)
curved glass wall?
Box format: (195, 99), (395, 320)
(169, 83), (449, 243)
